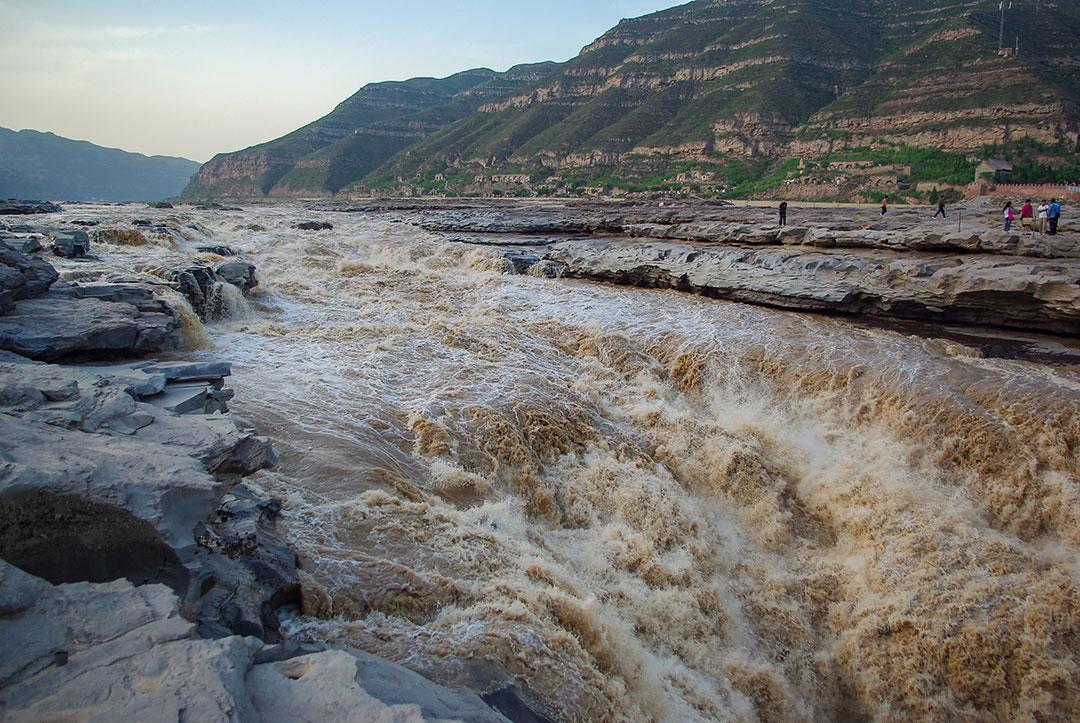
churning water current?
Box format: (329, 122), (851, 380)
(64, 205), (1080, 721)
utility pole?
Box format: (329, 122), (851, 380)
(998, 1), (1012, 52)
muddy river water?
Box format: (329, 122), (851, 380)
(53, 204), (1080, 721)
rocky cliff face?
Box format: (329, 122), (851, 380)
(184, 63), (560, 199)
(187, 0), (1080, 199)
(374, 0), (1079, 193)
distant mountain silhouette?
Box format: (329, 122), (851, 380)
(0, 128), (200, 202)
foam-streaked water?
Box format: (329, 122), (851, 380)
(54, 205), (1080, 720)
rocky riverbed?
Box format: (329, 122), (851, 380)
(0, 208), (514, 721)
(2, 198), (1079, 721)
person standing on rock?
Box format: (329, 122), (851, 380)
(881, 197), (889, 216)
(779, 201), (788, 226)
(1038, 200), (1050, 234)
(933, 199), (946, 218)
(1048, 198), (1061, 235)
(1021, 199), (1034, 235)
(1003, 201), (1015, 232)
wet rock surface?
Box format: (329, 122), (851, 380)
(294, 220), (333, 231)
(214, 258), (258, 294)
(160, 258), (257, 321)
(0, 292), (179, 360)
(48, 229), (91, 258)
(543, 238), (1080, 335)
(0, 352), (506, 721)
(0, 562), (506, 722)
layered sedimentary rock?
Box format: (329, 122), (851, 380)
(372, 0), (1079, 192)
(187, 1), (1077, 199)
(543, 238), (1080, 335)
(184, 63), (560, 198)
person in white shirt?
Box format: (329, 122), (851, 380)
(1037, 200), (1049, 234)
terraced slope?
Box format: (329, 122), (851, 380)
(794, 0), (1080, 155)
(188, 0), (1080, 198)
(182, 63), (559, 198)
(371, 0), (1079, 193)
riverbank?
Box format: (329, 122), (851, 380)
(0, 218), (515, 721)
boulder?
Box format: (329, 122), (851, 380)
(214, 258), (258, 293)
(49, 229), (90, 258)
(197, 244), (239, 257)
(0, 246), (59, 314)
(148, 201), (175, 209)
(0, 291), (178, 360)
(161, 260), (256, 319)
(162, 262), (218, 318)
(294, 221), (333, 231)
(502, 251), (541, 274)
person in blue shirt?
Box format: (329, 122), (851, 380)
(1048, 198), (1062, 235)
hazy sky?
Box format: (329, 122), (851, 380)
(0, 0), (677, 162)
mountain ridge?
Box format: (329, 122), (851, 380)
(183, 62), (562, 198)
(186, 0), (1080, 201)
(0, 128), (200, 202)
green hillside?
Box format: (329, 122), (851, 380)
(189, 0), (1080, 200)
(183, 63), (559, 198)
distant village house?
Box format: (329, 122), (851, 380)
(975, 159), (1012, 182)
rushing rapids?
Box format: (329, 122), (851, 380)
(30, 204), (1080, 721)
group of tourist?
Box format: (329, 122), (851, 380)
(775, 198), (1066, 234)
(1003, 199), (1063, 235)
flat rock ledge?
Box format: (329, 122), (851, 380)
(541, 239), (1080, 336)
(0, 200), (63, 216)
(316, 199), (1080, 336)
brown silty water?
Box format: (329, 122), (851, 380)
(49, 204), (1080, 721)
